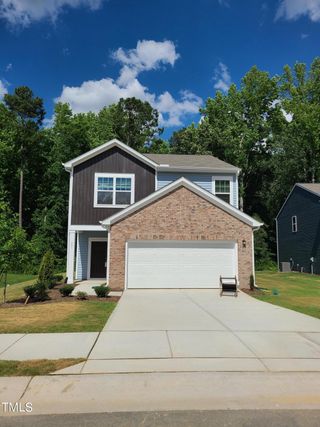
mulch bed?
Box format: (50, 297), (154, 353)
(1, 282), (120, 308)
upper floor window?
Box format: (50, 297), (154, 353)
(94, 173), (135, 208)
(214, 179), (231, 204)
(292, 215), (298, 233)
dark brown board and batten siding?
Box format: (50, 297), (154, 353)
(71, 146), (156, 225)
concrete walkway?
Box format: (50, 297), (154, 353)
(0, 333), (98, 361)
(72, 280), (122, 297)
(62, 289), (320, 374)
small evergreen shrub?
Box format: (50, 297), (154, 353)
(23, 285), (37, 299)
(59, 285), (74, 297)
(34, 282), (49, 301)
(76, 291), (87, 300)
(38, 250), (56, 288)
(48, 274), (64, 289)
(93, 285), (110, 298)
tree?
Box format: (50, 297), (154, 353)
(32, 103), (92, 262)
(112, 97), (162, 150)
(3, 87), (45, 228)
(0, 198), (30, 302)
(170, 124), (208, 154)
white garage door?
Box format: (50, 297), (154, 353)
(126, 240), (237, 289)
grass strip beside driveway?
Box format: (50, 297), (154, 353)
(0, 301), (116, 333)
(254, 271), (320, 319)
(0, 359), (85, 376)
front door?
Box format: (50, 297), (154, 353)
(90, 241), (107, 278)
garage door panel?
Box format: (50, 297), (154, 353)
(127, 241), (237, 289)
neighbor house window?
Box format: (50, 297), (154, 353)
(94, 173), (135, 208)
(214, 179), (231, 203)
(292, 215), (298, 233)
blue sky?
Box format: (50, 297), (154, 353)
(0, 0), (320, 138)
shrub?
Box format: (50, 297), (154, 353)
(38, 250), (56, 288)
(59, 285), (74, 297)
(76, 291), (87, 300)
(48, 274), (64, 289)
(23, 285), (37, 299)
(24, 282), (49, 301)
(93, 285), (110, 298)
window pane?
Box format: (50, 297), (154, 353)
(98, 177), (113, 191)
(216, 193), (230, 203)
(97, 191), (113, 205)
(116, 177), (131, 191)
(215, 180), (230, 193)
(115, 191), (131, 205)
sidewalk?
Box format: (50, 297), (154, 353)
(0, 333), (98, 360)
(1, 372), (320, 416)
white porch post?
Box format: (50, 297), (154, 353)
(66, 230), (76, 284)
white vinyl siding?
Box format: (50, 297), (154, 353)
(126, 240), (237, 289)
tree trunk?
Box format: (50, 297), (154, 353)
(19, 169), (23, 228)
(3, 272), (7, 304)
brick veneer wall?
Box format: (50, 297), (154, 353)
(108, 186), (253, 290)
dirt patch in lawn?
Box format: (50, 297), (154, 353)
(0, 358), (85, 377)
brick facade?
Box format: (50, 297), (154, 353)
(108, 186), (253, 290)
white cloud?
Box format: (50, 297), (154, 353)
(213, 62), (232, 92)
(0, 80), (8, 98)
(275, 0), (320, 22)
(56, 40), (202, 127)
(5, 63), (12, 71)
(113, 40), (179, 86)
(0, 0), (104, 27)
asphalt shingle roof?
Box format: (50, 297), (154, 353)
(144, 153), (239, 171)
(297, 183), (320, 196)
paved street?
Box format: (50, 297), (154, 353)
(2, 410), (320, 427)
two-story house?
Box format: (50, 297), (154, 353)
(63, 139), (261, 289)
(276, 183), (320, 274)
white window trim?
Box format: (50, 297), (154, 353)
(87, 237), (108, 280)
(94, 173), (135, 208)
(292, 215), (298, 233)
(212, 176), (232, 204)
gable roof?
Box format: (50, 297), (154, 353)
(63, 139), (158, 171)
(276, 183), (320, 219)
(63, 139), (240, 173)
(101, 177), (262, 229)
(145, 153), (239, 173)
(297, 183), (320, 197)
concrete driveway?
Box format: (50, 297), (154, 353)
(63, 289), (320, 375)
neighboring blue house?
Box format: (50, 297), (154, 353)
(276, 183), (320, 274)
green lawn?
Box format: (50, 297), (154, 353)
(0, 273), (37, 288)
(0, 359), (85, 376)
(0, 300), (117, 333)
(254, 271), (320, 319)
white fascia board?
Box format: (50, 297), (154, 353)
(101, 177), (262, 229)
(69, 225), (106, 231)
(63, 139), (159, 171)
